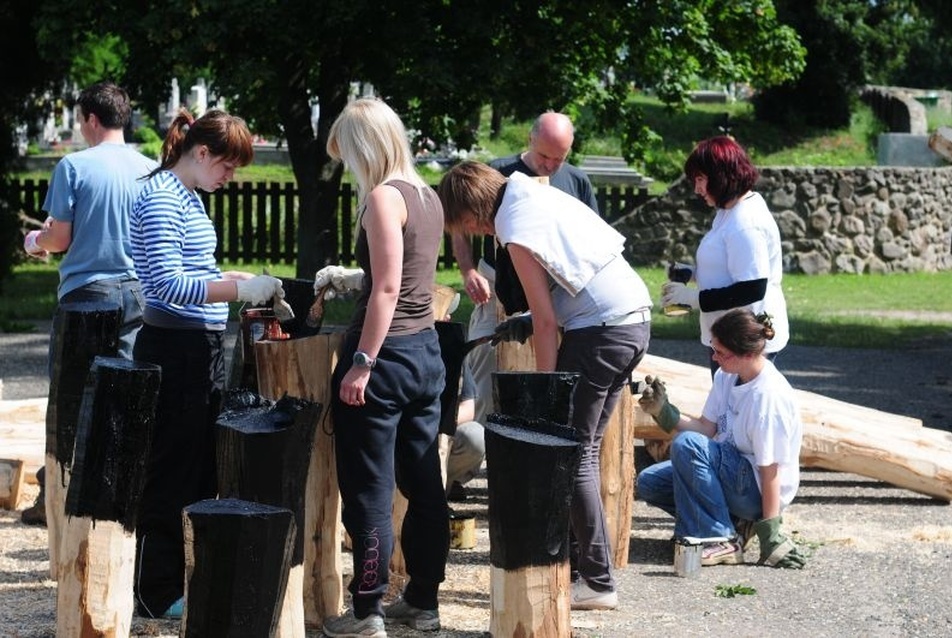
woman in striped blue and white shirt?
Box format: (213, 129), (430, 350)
(129, 108), (284, 620)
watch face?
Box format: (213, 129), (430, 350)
(353, 351), (374, 368)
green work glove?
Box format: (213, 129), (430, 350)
(753, 516), (808, 569)
(637, 375), (680, 433)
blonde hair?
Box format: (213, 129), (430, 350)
(326, 98), (426, 205)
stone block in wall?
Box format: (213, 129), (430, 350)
(881, 242), (905, 260)
(834, 254), (865, 274)
(798, 251), (832, 275)
(840, 216), (865, 236)
(810, 209), (832, 234)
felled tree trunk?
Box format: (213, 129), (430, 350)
(56, 357), (160, 637)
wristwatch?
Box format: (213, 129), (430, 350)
(352, 351), (376, 369)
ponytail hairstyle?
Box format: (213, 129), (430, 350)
(710, 309), (775, 357)
(146, 108), (253, 180)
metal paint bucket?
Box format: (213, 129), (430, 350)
(449, 514), (476, 550)
(673, 538), (702, 577)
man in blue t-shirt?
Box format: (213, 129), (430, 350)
(20, 81), (157, 526)
(450, 112), (599, 423)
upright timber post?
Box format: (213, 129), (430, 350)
(182, 498), (295, 638)
(46, 302), (121, 579)
(57, 357), (161, 637)
(255, 331), (345, 628)
(485, 371), (581, 638)
(217, 393), (323, 638)
(600, 388), (636, 567)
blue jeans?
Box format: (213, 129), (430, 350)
(637, 431), (763, 539)
(49, 277), (144, 376)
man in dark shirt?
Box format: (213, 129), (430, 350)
(450, 112), (599, 422)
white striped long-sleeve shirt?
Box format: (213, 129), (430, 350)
(130, 171), (228, 327)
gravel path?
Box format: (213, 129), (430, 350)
(1, 321), (951, 637)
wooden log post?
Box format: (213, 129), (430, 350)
(45, 302), (121, 580)
(0, 458), (24, 510)
(182, 498), (295, 638)
(485, 370), (582, 638)
(599, 388), (636, 568)
(495, 335), (638, 569)
(217, 394), (323, 638)
(255, 331), (344, 628)
(57, 356), (161, 638)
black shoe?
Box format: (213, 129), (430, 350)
(447, 481), (467, 502)
(21, 495), (46, 527)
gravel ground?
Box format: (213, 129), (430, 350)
(1, 321), (951, 637)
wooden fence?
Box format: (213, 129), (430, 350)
(14, 178), (649, 265)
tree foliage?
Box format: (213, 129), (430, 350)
(754, 0), (930, 129)
(30, 0), (806, 275)
(0, 0), (73, 291)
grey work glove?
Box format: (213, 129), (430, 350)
(637, 375), (681, 433)
(313, 265), (364, 300)
(491, 314), (533, 345)
(236, 275), (285, 306)
(753, 516), (808, 569)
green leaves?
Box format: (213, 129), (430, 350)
(714, 584), (757, 598)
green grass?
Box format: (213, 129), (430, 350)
(5, 262), (948, 349)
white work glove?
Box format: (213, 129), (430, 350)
(667, 261), (695, 284)
(313, 265), (364, 300)
(661, 281), (699, 310)
(236, 275), (285, 306)
(23, 230), (47, 259)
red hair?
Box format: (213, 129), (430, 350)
(683, 136), (758, 208)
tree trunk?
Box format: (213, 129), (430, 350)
(280, 58), (349, 279)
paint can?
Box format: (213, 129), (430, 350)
(449, 514), (476, 550)
(673, 538), (702, 577)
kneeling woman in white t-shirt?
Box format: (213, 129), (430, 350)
(636, 309), (808, 569)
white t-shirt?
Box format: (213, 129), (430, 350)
(495, 173), (652, 330)
(702, 360), (802, 509)
(695, 192), (789, 352)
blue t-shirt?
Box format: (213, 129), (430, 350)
(42, 143), (157, 298)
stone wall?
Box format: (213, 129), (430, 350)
(613, 166), (952, 274)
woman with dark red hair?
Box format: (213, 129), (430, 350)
(661, 136), (789, 373)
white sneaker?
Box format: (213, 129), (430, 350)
(570, 580), (618, 610)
